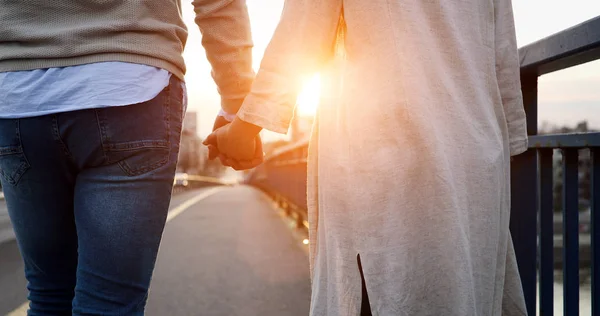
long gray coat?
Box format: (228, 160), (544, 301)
(238, 0), (529, 315)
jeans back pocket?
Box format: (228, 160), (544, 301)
(95, 84), (173, 177)
(0, 120), (30, 185)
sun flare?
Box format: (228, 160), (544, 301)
(296, 75), (321, 116)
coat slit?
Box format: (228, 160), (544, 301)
(358, 254), (372, 316)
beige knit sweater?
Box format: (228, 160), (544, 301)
(0, 0), (255, 114)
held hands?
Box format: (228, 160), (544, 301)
(203, 116), (264, 170)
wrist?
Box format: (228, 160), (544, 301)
(230, 117), (262, 140)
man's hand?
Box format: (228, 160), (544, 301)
(203, 117), (264, 170)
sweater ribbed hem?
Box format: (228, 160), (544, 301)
(0, 53), (186, 81)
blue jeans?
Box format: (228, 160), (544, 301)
(0, 77), (184, 315)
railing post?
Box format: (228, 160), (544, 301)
(510, 72), (538, 316)
(591, 148), (599, 316)
(539, 149), (554, 315)
(562, 149), (580, 315)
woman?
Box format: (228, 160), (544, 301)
(207, 0), (529, 314)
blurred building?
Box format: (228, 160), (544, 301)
(177, 112), (203, 174)
(176, 111), (227, 177)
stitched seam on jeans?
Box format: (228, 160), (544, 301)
(0, 163), (29, 185)
(120, 155), (169, 176)
(0, 120), (31, 185)
(104, 140), (169, 152)
(0, 147), (21, 156)
(165, 78), (172, 159)
(94, 109), (110, 164)
(51, 115), (77, 166)
(16, 120), (31, 179)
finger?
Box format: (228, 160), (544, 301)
(224, 157), (238, 168)
(227, 158), (262, 171)
(218, 154), (232, 167)
(248, 152), (264, 166)
(237, 162), (259, 170)
(224, 158), (247, 171)
(203, 132), (218, 146)
(251, 156), (263, 166)
(207, 145), (219, 160)
(231, 163), (247, 171)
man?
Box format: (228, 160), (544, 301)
(0, 0), (255, 314)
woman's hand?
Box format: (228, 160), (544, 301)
(203, 117), (264, 170)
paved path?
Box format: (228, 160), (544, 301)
(0, 186), (311, 316)
(2, 185), (598, 316)
(0, 200), (14, 246)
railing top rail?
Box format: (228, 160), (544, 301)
(270, 133), (600, 159)
(519, 16), (600, 76)
(529, 132), (600, 149)
(265, 139), (309, 162)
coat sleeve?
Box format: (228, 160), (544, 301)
(237, 0), (343, 134)
(494, 0), (529, 156)
(192, 0), (255, 115)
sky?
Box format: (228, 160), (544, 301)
(180, 0), (600, 138)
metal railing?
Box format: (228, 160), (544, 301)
(514, 16), (600, 316)
(248, 16), (600, 316)
(246, 142), (309, 229)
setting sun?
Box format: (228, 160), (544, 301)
(296, 75), (321, 116)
